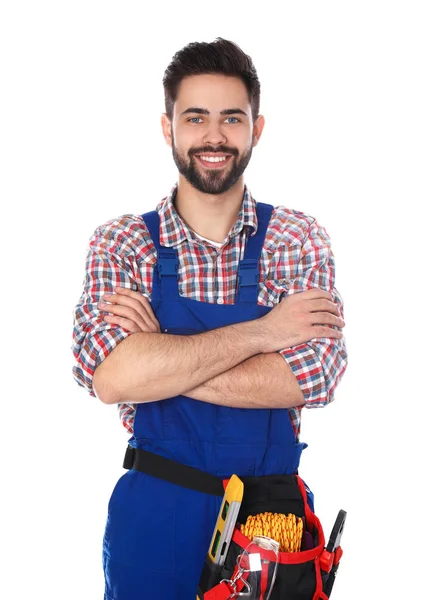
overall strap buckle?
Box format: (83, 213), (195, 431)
(156, 249), (180, 299)
(157, 248), (179, 277)
(237, 259), (260, 303)
(237, 259), (260, 287)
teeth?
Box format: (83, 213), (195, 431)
(199, 155), (228, 163)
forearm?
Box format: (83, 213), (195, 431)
(184, 352), (305, 408)
(93, 320), (264, 404)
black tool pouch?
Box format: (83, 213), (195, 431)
(197, 475), (342, 600)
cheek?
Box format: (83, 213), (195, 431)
(232, 128), (253, 150)
(174, 125), (201, 149)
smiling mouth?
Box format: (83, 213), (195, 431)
(195, 155), (233, 169)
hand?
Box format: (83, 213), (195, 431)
(98, 287), (160, 333)
(257, 288), (345, 353)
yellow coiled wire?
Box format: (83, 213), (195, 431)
(240, 512), (303, 553)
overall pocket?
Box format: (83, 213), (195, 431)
(223, 515), (328, 600)
(197, 476), (337, 600)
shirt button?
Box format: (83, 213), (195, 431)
(217, 297), (224, 304)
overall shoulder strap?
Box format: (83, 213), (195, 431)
(141, 210), (160, 247)
(236, 202), (274, 304)
(141, 210), (180, 300)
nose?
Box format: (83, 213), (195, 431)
(202, 121), (227, 147)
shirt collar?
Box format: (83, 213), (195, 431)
(156, 183), (258, 248)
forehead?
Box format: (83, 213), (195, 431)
(174, 74), (250, 115)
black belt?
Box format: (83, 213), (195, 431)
(123, 445), (224, 496)
(123, 446), (305, 519)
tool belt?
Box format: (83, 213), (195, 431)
(123, 446), (344, 600)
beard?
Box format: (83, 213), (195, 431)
(171, 133), (253, 195)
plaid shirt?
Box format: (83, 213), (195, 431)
(72, 184), (347, 439)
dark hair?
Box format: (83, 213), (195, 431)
(163, 38), (260, 121)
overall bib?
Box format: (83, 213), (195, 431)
(102, 202), (308, 600)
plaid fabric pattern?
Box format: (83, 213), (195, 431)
(72, 184), (347, 439)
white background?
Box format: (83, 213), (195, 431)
(1, 1), (424, 598)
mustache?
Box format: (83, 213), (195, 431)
(189, 147), (238, 157)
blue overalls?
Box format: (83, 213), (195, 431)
(102, 202), (308, 599)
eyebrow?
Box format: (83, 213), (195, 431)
(180, 107), (248, 117)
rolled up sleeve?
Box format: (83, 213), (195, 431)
(279, 220), (348, 408)
(71, 221), (138, 397)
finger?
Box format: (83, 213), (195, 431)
(114, 286), (156, 313)
(114, 286), (143, 298)
(101, 304), (159, 333)
(103, 314), (143, 333)
(136, 295), (162, 330)
(308, 299), (341, 317)
(309, 325), (344, 339)
(101, 294), (160, 332)
(309, 311), (345, 328)
(106, 290), (161, 331)
(298, 288), (333, 301)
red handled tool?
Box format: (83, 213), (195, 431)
(320, 509), (347, 596)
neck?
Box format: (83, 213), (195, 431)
(174, 176), (245, 243)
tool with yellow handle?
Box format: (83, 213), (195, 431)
(196, 474), (244, 600)
(208, 474), (244, 565)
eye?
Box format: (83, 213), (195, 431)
(225, 117), (240, 124)
(187, 117), (203, 123)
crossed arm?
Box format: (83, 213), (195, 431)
(185, 352), (305, 408)
(91, 316), (305, 408)
(72, 219), (347, 410)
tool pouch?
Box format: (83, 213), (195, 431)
(197, 475), (342, 600)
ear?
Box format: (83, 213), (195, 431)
(252, 114), (265, 148)
(161, 113), (172, 147)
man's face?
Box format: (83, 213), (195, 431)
(164, 74), (262, 195)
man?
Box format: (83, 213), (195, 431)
(72, 38), (347, 599)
